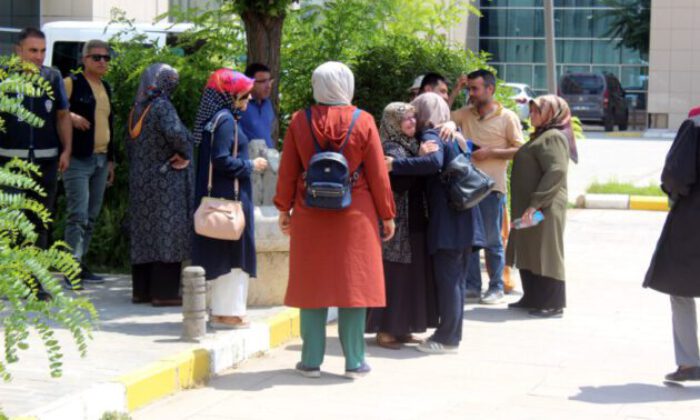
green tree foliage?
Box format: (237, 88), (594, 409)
(603, 0), (650, 54)
(0, 57), (97, 382)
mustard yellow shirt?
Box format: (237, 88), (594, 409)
(451, 103), (524, 194)
(65, 76), (111, 154)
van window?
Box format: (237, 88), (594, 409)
(52, 41), (83, 77)
(561, 74), (604, 95)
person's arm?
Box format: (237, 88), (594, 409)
(390, 132), (444, 176)
(528, 132), (569, 210)
(154, 99), (192, 160)
(362, 116), (396, 222)
(55, 75), (72, 172)
(447, 74), (468, 109)
(472, 112), (524, 161)
(207, 113), (257, 179)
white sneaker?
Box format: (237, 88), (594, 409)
(416, 340), (458, 354)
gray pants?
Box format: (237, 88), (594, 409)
(671, 295), (700, 366)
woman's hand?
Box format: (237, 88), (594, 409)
(452, 131), (468, 153)
(419, 141), (439, 156)
(253, 157), (268, 173)
(521, 207), (537, 226)
(169, 154), (190, 170)
(382, 219), (396, 242)
(278, 212), (291, 236)
(385, 156), (394, 172)
(437, 121), (457, 141)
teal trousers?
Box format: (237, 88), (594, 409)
(300, 307), (366, 370)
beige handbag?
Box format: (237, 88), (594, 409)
(194, 113), (246, 241)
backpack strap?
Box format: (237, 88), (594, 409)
(305, 108), (323, 153)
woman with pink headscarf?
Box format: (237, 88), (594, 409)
(192, 68), (268, 329)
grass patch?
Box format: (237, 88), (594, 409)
(586, 180), (663, 196)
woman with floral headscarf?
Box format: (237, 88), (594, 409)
(274, 62), (396, 379)
(507, 94), (574, 318)
(192, 68), (268, 329)
(365, 102), (439, 349)
(127, 63), (193, 306)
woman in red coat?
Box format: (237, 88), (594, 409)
(274, 61), (396, 379)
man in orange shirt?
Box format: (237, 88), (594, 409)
(452, 69), (524, 304)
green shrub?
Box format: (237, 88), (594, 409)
(587, 179), (663, 196)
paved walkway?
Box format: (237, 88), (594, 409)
(0, 277), (288, 418)
(134, 209), (700, 420)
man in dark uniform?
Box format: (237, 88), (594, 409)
(0, 28), (72, 298)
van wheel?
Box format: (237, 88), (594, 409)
(618, 111), (629, 131)
(604, 113), (614, 132)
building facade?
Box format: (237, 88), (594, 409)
(468, 0), (648, 112)
(647, 0), (700, 130)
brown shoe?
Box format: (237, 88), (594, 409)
(151, 298), (182, 307)
(376, 333), (401, 350)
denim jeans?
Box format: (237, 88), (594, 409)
(466, 191), (506, 293)
(63, 154), (109, 261)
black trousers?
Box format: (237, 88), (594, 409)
(518, 269), (566, 310)
(131, 262), (182, 301)
(1, 157), (59, 249)
(432, 248), (471, 346)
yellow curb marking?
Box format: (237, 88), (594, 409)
(266, 308), (301, 348)
(629, 195), (669, 211)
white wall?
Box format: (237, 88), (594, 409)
(647, 0), (700, 130)
(41, 0), (169, 24)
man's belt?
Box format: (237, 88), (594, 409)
(0, 147), (59, 159)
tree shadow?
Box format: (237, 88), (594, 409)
(570, 383), (700, 404)
(210, 368), (350, 391)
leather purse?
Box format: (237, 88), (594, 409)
(440, 142), (495, 211)
(194, 113), (246, 240)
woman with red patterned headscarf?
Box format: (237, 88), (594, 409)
(192, 68), (268, 329)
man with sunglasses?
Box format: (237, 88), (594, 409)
(61, 39), (116, 289)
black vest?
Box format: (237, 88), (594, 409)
(68, 72), (114, 160)
(0, 66), (62, 161)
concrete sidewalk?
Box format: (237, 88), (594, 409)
(133, 209), (700, 420)
(0, 277), (299, 419)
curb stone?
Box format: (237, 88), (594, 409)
(576, 194), (669, 211)
(20, 308), (300, 420)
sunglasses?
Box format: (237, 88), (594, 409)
(89, 54), (111, 62)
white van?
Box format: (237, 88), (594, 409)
(41, 21), (193, 77)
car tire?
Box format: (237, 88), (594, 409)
(604, 112), (615, 132)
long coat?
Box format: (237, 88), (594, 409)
(644, 117), (700, 297)
(391, 129), (477, 255)
(506, 128), (569, 281)
(192, 109), (256, 279)
(274, 105), (396, 308)
(127, 98), (193, 265)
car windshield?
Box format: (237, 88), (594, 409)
(525, 87), (536, 98)
(561, 75), (604, 95)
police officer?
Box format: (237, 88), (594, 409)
(0, 27), (73, 252)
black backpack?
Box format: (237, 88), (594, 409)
(303, 107), (362, 210)
(440, 141), (495, 211)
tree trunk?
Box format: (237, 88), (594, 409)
(241, 10), (284, 145)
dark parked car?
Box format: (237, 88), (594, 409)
(559, 72), (628, 131)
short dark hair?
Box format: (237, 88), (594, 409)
(244, 63), (271, 78)
(17, 27), (45, 45)
(420, 72), (448, 91)
(467, 69), (496, 89)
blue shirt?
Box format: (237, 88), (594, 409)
(239, 97), (275, 148)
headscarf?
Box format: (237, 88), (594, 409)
(530, 94), (578, 163)
(380, 102), (419, 155)
(410, 92), (451, 131)
(192, 68), (254, 145)
(128, 63), (179, 139)
(311, 61), (354, 105)
(688, 105), (700, 119)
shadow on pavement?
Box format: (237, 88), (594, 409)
(211, 368), (350, 391)
(570, 383), (700, 404)
(284, 337), (431, 360)
(465, 307), (532, 322)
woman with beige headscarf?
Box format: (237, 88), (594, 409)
(506, 94), (574, 318)
(274, 62), (396, 379)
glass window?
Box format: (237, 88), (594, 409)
(505, 64), (532, 85)
(533, 65), (548, 90)
(620, 66), (648, 90)
(555, 9), (593, 38)
(508, 9), (536, 37)
(491, 64), (506, 80)
(592, 9), (616, 38)
(52, 42), (84, 78)
(479, 9), (507, 37)
(621, 47), (646, 65)
(509, 0), (543, 6)
(480, 39), (507, 63)
(592, 66), (619, 79)
(557, 40), (591, 64)
(563, 65), (591, 74)
(533, 40), (546, 63)
(506, 39), (535, 63)
(592, 40), (621, 64)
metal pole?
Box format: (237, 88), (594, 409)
(544, 0), (557, 94)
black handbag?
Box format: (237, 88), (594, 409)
(440, 142), (495, 211)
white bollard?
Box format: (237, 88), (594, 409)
(182, 266), (207, 341)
